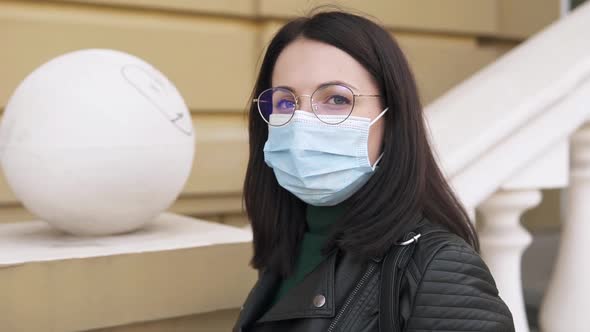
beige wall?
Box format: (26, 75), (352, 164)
(0, 0), (559, 229)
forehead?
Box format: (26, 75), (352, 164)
(271, 38), (375, 92)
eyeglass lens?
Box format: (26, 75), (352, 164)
(258, 84), (355, 126)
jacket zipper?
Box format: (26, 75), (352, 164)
(327, 262), (377, 332)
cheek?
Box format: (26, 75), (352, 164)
(367, 120), (385, 166)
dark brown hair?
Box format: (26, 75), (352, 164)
(243, 10), (478, 277)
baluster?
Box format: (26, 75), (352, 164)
(478, 189), (542, 332)
(540, 123), (590, 331)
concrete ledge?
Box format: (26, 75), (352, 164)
(0, 213), (256, 332)
(90, 308), (241, 332)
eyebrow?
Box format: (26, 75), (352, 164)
(275, 80), (359, 93)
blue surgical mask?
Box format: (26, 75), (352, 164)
(263, 108), (388, 206)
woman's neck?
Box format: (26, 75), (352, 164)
(305, 204), (346, 235)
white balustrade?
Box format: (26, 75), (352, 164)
(422, 3), (590, 330)
(540, 123), (590, 331)
(478, 189), (542, 332)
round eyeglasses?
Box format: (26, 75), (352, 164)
(254, 83), (381, 126)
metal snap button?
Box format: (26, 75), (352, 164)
(313, 294), (326, 308)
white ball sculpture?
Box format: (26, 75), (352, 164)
(0, 49), (195, 236)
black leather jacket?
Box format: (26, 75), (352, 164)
(234, 220), (515, 331)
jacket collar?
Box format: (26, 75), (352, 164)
(233, 271), (280, 331)
(234, 250), (338, 330)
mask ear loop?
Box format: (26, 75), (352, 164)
(368, 107), (389, 170)
(371, 153), (384, 170)
(369, 107), (389, 127)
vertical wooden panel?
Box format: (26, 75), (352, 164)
(0, 1), (258, 112)
(257, 0), (561, 37)
(497, 0), (561, 38)
(0, 0), (559, 228)
(185, 114), (248, 195)
(395, 33), (514, 104)
(220, 214), (250, 228)
(58, 0), (256, 16)
(256, 21), (514, 106)
(257, 0), (498, 34)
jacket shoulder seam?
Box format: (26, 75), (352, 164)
(407, 240), (450, 317)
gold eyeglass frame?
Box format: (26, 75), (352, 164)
(253, 83), (381, 126)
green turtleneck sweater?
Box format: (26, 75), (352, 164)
(271, 203), (346, 306)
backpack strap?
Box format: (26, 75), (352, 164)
(379, 232), (421, 332)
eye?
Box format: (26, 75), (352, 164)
(276, 99), (295, 110)
(327, 95), (351, 105)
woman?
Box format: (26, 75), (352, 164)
(234, 10), (515, 332)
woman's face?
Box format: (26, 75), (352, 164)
(271, 38), (386, 166)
